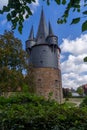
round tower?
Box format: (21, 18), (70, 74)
(26, 9), (63, 103)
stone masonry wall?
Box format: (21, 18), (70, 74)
(33, 67), (63, 103)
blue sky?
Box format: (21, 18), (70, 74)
(0, 0), (87, 89)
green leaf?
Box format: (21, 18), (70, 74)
(77, 8), (80, 12)
(71, 18), (80, 24)
(14, 17), (19, 23)
(73, 8), (76, 12)
(2, 6), (10, 12)
(62, 0), (66, 5)
(84, 4), (87, 7)
(82, 21), (87, 32)
(11, 10), (16, 17)
(19, 14), (23, 21)
(25, 6), (32, 15)
(84, 57), (87, 62)
(83, 11), (87, 15)
(47, 0), (50, 5)
(18, 25), (22, 34)
(7, 13), (11, 21)
(64, 18), (67, 23)
(57, 19), (64, 24)
(25, 14), (29, 19)
(55, 0), (61, 5)
(74, 4), (80, 9)
(64, 9), (69, 18)
(0, 10), (3, 14)
(32, 0), (35, 2)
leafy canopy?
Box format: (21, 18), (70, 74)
(0, 0), (87, 33)
(0, 31), (28, 92)
(76, 86), (84, 96)
(0, 30), (27, 71)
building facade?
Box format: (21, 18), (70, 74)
(26, 9), (63, 103)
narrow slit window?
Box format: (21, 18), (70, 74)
(38, 79), (41, 81)
(40, 60), (43, 64)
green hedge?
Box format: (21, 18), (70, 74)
(0, 93), (87, 130)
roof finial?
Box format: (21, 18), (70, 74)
(28, 25), (34, 40)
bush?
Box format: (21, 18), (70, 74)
(0, 93), (87, 130)
(80, 96), (87, 107)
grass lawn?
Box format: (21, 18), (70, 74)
(63, 98), (84, 106)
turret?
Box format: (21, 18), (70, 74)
(26, 26), (36, 54)
(46, 22), (58, 47)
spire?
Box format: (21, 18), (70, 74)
(29, 26), (34, 40)
(36, 8), (48, 43)
(49, 22), (54, 35)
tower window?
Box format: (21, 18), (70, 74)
(55, 80), (58, 87)
(38, 79), (41, 81)
(43, 50), (46, 52)
(55, 80), (58, 82)
(40, 60), (43, 64)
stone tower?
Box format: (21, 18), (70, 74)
(26, 9), (63, 103)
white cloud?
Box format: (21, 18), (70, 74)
(62, 72), (87, 90)
(61, 54), (87, 73)
(61, 34), (87, 55)
(61, 34), (87, 89)
(0, 0), (8, 9)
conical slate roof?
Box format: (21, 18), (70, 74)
(36, 8), (48, 43)
(28, 25), (34, 40)
(49, 22), (54, 35)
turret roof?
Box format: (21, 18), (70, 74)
(36, 8), (48, 43)
(28, 25), (34, 40)
(49, 22), (54, 35)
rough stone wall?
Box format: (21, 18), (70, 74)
(33, 67), (63, 103)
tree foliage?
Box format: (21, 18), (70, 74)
(63, 88), (72, 98)
(24, 65), (36, 93)
(84, 56), (87, 62)
(56, 0), (87, 32)
(0, 0), (87, 33)
(0, 0), (35, 33)
(0, 31), (27, 70)
(0, 31), (28, 93)
(76, 86), (84, 96)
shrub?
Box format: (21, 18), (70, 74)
(80, 96), (87, 107)
(0, 93), (87, 130)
